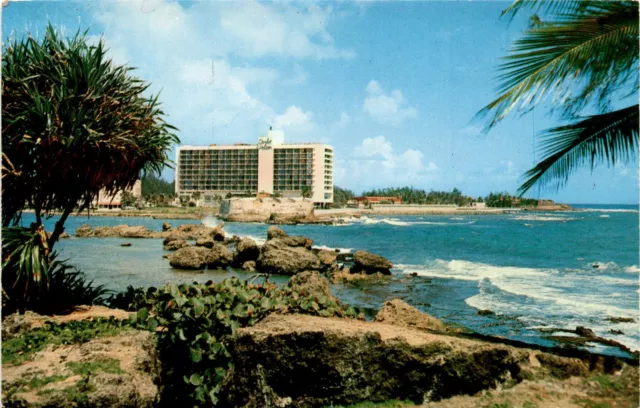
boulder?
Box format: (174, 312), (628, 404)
(163, 234), (183, 246)
(169, 247), (212, 270)
(162, 222), (172, 231)
(163, 239), (190, 251)
(119, 225), (153, 238)
(233, 238), (260, 266)
(267, 226), (288, 240)
(75, 224), (94, 237)
(242, 261), (257, 272)
(576, 326), (596, 338)
(315, 249), (338, 267)
(60, 232), (70, 239)
(196, 236), (215, 248)
(206, 243), (234, 269)
(289, 271), (335, 300)
(121, 243), (132, 247)
(374, 299), (446, 332)
(353, 250), (393, 274)
(281, 236), (313, 249)
(257, 245), (321, 276)
(2, 330), (160, 408)
(220, 314), (603, 407)
(211, 222), (226, 242)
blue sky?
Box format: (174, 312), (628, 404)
(3, 0), (638, 204)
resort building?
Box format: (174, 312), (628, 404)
(93, 180), (142, 209)
(175, 130), (334, 205)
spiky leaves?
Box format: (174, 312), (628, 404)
(519, 105), (639, 195)
(2, 24), (179, 228)
(479, 1), (638, 194)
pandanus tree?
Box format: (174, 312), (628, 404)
(478, 1), (638, 194)
(2, 24), (179, 309)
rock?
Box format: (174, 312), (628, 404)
(610, 329), (624, 335)
(168, 247), (212, 270)
(60, 232), (70, 239)
(92, 225), (152, 238)
(327, 265), (390, 284)
(242, 261), (256, 272)
(225, 235), (242, 245)
(576, 326), (596, 338)
(478, 309), (495, 316)
(280, 236), (313, 249)
(75, 224), (94, 237)
(234, 238), (260, 266)
(162, 222), (171, 231)
(605, 317), (635, 323)
(211, 222), (226, 242)
(163, 239), (190, 251)
(267, 226), (288, 240)
(168, 245), (233, 270)
(220, 314), (615, 407)
(121, 243), (132, 247)
(374, 299), (446, 332)
(289, 271), (335, 300)
(162, 234), (183, 245)
(196, 236), (215, 248)
(206, 243), (234, 269)
(352, 250), (393, 274)
(257, 245), (321, 276)
(2, 330), (159, 408)
(315, 249), (338, 267)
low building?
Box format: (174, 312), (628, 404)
(354, 196), (402, 205)
(93, 180), (142, 209)
(175, 130), (334, 206)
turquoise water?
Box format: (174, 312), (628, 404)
(19, 205), (639, 357)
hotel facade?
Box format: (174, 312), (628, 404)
(175, 130), (334, 205)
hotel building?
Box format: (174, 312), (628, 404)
(175, 130), (334, 205)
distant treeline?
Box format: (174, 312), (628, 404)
(141, 174), (175, 196)
(359, 187), (476, 206)
(484, 192), (538, 208)
(332, 186), (540, 208)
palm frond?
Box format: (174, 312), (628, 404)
(479, 1), (638, 128)
(502, 0), (591, 19)
(518, 105), (639, 195)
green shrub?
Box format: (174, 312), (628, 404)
(125, 277), (359, 406)
(2, 227), (109, 315)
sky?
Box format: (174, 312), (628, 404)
(2, 0), (638, 204)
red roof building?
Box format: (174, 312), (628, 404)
(354, 196), (402, 204)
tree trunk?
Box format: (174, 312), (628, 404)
(47, 206), (73, 249)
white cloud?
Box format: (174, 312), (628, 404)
(363, 80), (418, 125)
(273, 105), (315, 133)
(91, 1), (351, 146)
(337, 136), (438, 188)
(336, 112), (350, 128)
(283, 63), (308, 86)
(216, 1), (354, 59)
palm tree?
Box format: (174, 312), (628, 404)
(2, 24), (179, 245)
(478, 1), (638, 194)
(2, 24), (178, 304)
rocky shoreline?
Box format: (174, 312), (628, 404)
(3, 291), (637, 407)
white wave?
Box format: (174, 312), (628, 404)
(450, 217), (465, 220)
(578, 208), (638, 213)
(350, 216), (475, 227)
(600, 214), (610, 218)
(396, 259), (638, 323)
(624, 265), (640, 273)
(312, 244), (353, 253)
(513, 215), (578, 222)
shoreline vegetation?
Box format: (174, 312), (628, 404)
(24, 200), (574, 223)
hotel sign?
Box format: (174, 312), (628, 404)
(258, 137), (272, 150)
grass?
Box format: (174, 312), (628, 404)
(66, 359), (124, 376)
(2, 318), (131, 366)
(326, 400), (414, 408)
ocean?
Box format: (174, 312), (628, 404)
(18, 204), (639, 358)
